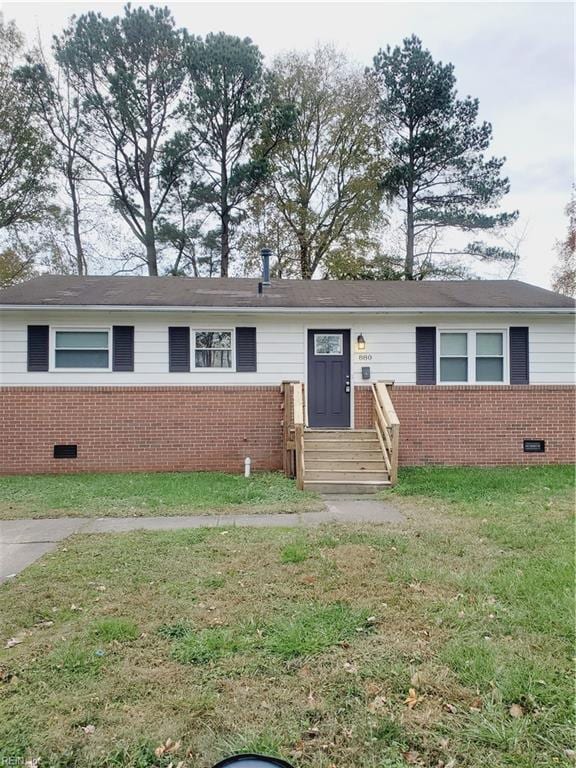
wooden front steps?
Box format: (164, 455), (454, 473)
(302, 429), (391, 494)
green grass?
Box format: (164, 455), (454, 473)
(262, 603), (372, 659)
(280, 540), (310, 564)
(0, 466), (573, 767)
(392, 463), (575, 506)
(0, 471), (321, 519)
(91, 617), (140, 643)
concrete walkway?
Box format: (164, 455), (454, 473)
(0, 497), (404, 582)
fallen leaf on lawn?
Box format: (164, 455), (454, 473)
(34, 620), (54, 629)
(402, 749), (420, 764)
(154, 738), (181, 758)
(367, 694), (387, 713)
(469, 697), (483, 712)
(509, 703), (524, 718)
(5, 635), (24, 649)
(81, 724), (95, 735)
(410, 671), (425, 688)
(404, 688), (423, 709)
(343, 661), (357, 673)
(364, 681), (384, 697)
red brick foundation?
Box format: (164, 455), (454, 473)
(0, 387), (283, 475)
(355, 385), (576, 466)
(1, 385), (574, 475)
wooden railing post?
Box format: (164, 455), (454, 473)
(389, 423), (399, 485)
(294, 423), (305, 490)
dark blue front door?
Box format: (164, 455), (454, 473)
(307, 330), (351, 428)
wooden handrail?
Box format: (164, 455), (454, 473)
(372, 382), (400, 485)
(292, 382), (305, 426)
(282, 381), (306, 487)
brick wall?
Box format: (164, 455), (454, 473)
(0, 387), (283, 475)
(2, 385), (574, 476)
(355, 385), (576, 466)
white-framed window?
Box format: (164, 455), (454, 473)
(475, 332), (504, 382)
(314, 333), (343, 355)
(52, 328), (110, 370)
(438, 330), (506, 384)
(439, 332), (468, 382)
(193, 330), (233, 369)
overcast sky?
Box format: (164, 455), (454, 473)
(2, 1), (574, 288)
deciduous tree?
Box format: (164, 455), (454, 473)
(0, 19), (54, 232)
(54, 5), (188, 275)
(15, 46), (91, 274)
(552, 194), (576, 297)
(264, 46), (385, 279)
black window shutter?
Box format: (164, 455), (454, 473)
(236, 327), (257, 372)
(112, 326), (134, 372)
(169, 327), (190, 372)
(416, 327), (436, 385)
(509, 327), (529, 384)
(27, 325), (49, 371)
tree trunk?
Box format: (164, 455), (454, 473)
(405, 182), (415, 280)
(220, 210), (230, 277)
(299, 241), (312, 279)
(220, 140), (230, 276)
(143, 197), (158, 276)
(69, 174), (86, 275)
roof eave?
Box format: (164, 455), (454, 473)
(0, 304), (574, 314)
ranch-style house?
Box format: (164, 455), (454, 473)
(0, 264), (574, 492)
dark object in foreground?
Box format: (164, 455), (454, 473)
(213, 755), (295, 768)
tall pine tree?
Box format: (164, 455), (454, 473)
(178, 32), (289, 276)
(371, 35), (517, 279)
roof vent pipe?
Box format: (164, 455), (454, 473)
(261, 247), (272, 286)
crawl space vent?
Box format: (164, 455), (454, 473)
(53, 444), (78, 459)
(523, 439), (545, 453)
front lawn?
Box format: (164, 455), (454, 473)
(0, 471), (321, 519)
(0, 465), (573, 767)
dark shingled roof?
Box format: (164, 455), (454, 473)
(0, 275), (574, 310)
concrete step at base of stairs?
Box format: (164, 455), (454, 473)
(303, 480), (391, 494)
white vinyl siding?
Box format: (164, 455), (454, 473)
(0, 309), (574, 386)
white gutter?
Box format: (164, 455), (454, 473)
(0, 304), (574, 314)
